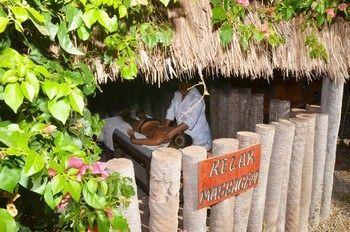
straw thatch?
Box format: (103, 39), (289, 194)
(94, 0), (350, 85)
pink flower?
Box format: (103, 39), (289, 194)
(260, 22), (270, 37)
(90, 162), (109, 179)
(338, 3), (348, 11)
(68, 157), (84, 169)
(237, 0), (249, 7)
(57, 194), (71, 210)
(325, 8), (336, 18)
(48, 168), (57, 177)
(76, 164), (89, 182)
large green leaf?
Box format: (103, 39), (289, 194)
(66, 6), (83, 31)
(82, 185), (106, 209)
(44, 183), (62, 209)
(3, 83), (23, 113)
(212, 7), (227, 24)
(50, 174), (67, 195)
(77, 25), (90, 41)
(0, 70), (18, 84)
(47, 98), (71, 124)
(220, 24), (233, 47)
(159, 0), (170, 6)
(82, 9), (99, 28)
(97, 10), (117, 32)
(24, 150), (45, 176)
(0, 17), (9, 33)
(11, 7), (28, 23)
(26, 72), (40, 97)
(66, 179), (82, 202)
(57, 23), (84, 55)
(0, 166), (21, 193)
(69, 88), (84, 115)
(0, 124), (29, 149)
(118, 5), (127, 18)
(26, 7), (44, 23)
(43, 13), (59, 41)
(0, 209), (18, 232)
(42, 80), (58, 100)
(21, 81), (35, 102)
(96, 210), (110, 232)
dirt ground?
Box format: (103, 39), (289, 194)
(122, 143), (350, 231)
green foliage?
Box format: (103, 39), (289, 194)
(0, 209), (18, 232)
(305, 34), (329, 61)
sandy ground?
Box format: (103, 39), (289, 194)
(116, 143), (350, 231)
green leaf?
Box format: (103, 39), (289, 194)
(26, 72), (40, 97)
(26, 7), (45, 23)
(43, 13), (59, 41)
(159, 0), (170, 6)
(47, 98), (71, 124)
(96, 211), (110, 232)
(77, 26), (90, 41)
(57, 23), (84, 56)
(21, 81), (35, 102)
(69, 88), (85, 115)
(120, 62), (137, 79)
(0, 70), (18, 84)
(66, 180), (81, 202)
(4, 83), (23, 113)
(220, 24), (233, 47)
(24, 151), (45, 176)
(29, 175), (48, 194)
(82, 9), (99, 28)
(97, 10), (118, 32)
(111, 213), (129, 231)
(11, 7), (28, 23)
(0, 166), (21, 193)
(118, 5), (127, 18)
(42, 80), (58, 100)
(0, 209), (18, 232)
(254, 30), (265, 42)
(66, 6), (83, 31)
(212, 7), (227, 24)
(87, 178), (98, 194)
(44, 183), (61, 209)
(82, 186), (106, 209)
(0, 17), (10, 33)
(50, 174), (67, 195)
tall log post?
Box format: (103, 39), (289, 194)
(226, 88), (241, 137)
(320, 78), (344, 219)
(233, 131), (260, 232)
(277, 120), (295, 232)
(148, 148), (182, 232)
(309, 113), (328, 226)
(264, 121), (294, 232)
(306, 104), (321, 114)
(296, 113), (316, 232)
(269, 99), (291, 123)
(247, 124), (275, 232)
(106, 158), (142, 232)
(182, 146), (208, 232)
(209, 139), (239, 232)
(210, 86), (219, 139)
(250, 94), (265, 131)
(239, 88), (252, 131)
(285, 118), (308, 232)
(290, 108), (306, 118)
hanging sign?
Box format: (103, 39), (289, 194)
(198, 143), (261, 209)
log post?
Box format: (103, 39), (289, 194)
(309, 113), (328, 226)
(276, 120), (296, 232)
(148, 148), (182, 232)
(269, 99), (290, 123)
(250, 94), (265, 131)
(233, 131), (260, 232)
(106, 158), (142, 232)
(296, 113), (316, 232)
(306, 104), (321, 114)
(320, 78), (344, 219)
(209, 139), (239, 232)
(264, 121), (294, 232)
(239, 88), (252, 131)
(285, 117), (308, 232)
(226, 88), (241, 137)
(247, 124), (275, 232)
(182, 146), (208, 232)
(290, 108), (306, 118)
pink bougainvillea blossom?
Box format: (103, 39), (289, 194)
(76, 164), (89, 182)
(48, 168), (57, 177)
(325, 8), (336, 18)
(260, 22), (270, 37)
(90, 162), (109, 179)
(57, 194), (71, 210)
(237, 0), (249, 7)
(68, 157), (84, 169)
(338, 3), (348, 11)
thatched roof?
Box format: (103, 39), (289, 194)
(95, 0), (350, 85)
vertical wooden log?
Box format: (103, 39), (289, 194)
(306, 104), (321, 114)
(217, 87), (229, 137)
(247, 124), (275, 232)
(226, 88), (241, 137)
(209, 139), (239, 232)
(320, 78), (344, 219)
(264, 121), (294, 232)
(149, 148), (182, 232)
(296, 113), (316, 232)
(285, 118), (308, 232)
(309, 113), (328, 226)
(233, 132), (260, 232)
(269, 99), (291, 123)
(250, 94), (265, 131)
(290, 108), (306, 118)
(182, 146), (208, 232)
(239, 88), (252, 131)
(277, 120), (296, 232)
(106, 158), (142, 232)
(210, 86), (219, 139)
